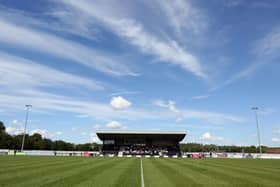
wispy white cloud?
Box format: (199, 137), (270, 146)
(0, 89), (243, 125)
(0, 90), (156, 121)
(110, 91), (140, 96)
(75, 114), (90, 119)
(153, 100), (168, 108)
(0, 5), (98, 41)
(156, 0), (207, 35)
(0, 18), (137, 77)
(223, 0), (243, 7)
(107, 19), (207, 79)
(254, 27), (280, 58)
(211, 26), (280, 91)
(249, 2), (280, 9)
(55, 0), (208, 79)
(222, 0), (280, 9)
(153, 99), (244, 124)
(0, 52), (103, 91)
(209, 61), (263, 91)
(154, 100), (179, 113)
(191, 95), (210, 100)
(180, 109), (243, 124)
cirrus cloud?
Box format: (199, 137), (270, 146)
(55, 0), (208, 79)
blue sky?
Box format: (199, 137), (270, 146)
(0, 0), (280, 146)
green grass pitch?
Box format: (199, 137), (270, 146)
(0, 156), (280, 187)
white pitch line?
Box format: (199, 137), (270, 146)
(141, 159), (145, 187)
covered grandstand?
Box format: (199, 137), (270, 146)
(96, 131), (186, 156)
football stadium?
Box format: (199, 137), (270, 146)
(1, 129), (280, 186)
(1, 0), (280, 186)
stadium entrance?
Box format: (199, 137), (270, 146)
(96, 131), (186, 156)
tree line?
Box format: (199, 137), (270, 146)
(0, 121), (268, 152)
(0, 121), (101, 151)
(180, 143), (267, 153)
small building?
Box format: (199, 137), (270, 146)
(96, 130), (186, 156)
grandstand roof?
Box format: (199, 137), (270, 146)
(96, 130), (186, 142)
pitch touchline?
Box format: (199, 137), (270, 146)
(141, 159), (145, 187)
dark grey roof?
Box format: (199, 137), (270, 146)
(96, 130), (186, 142)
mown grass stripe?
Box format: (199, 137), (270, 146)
(142, 158), (174, 187)
(18, 158), (108, 187)
(166, 158), (229, 186)
(0, 157), (78, 174)
(172, 159), (268, 186)
(77, 158), (141, 187)
(202, 159), (280, 183)
(207, 159), (280, 173)
(40, 158), (123, 186)
(0, 158), (95, 186)
(111, 158), (141, 187)
(150, 158), (200, 186)
(0, 156), (57, 168)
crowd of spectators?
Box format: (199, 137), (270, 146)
(121, 145), (180, 156)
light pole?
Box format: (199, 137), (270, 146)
(251, 107), (262, 154)
(21, 104), (32, 152)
